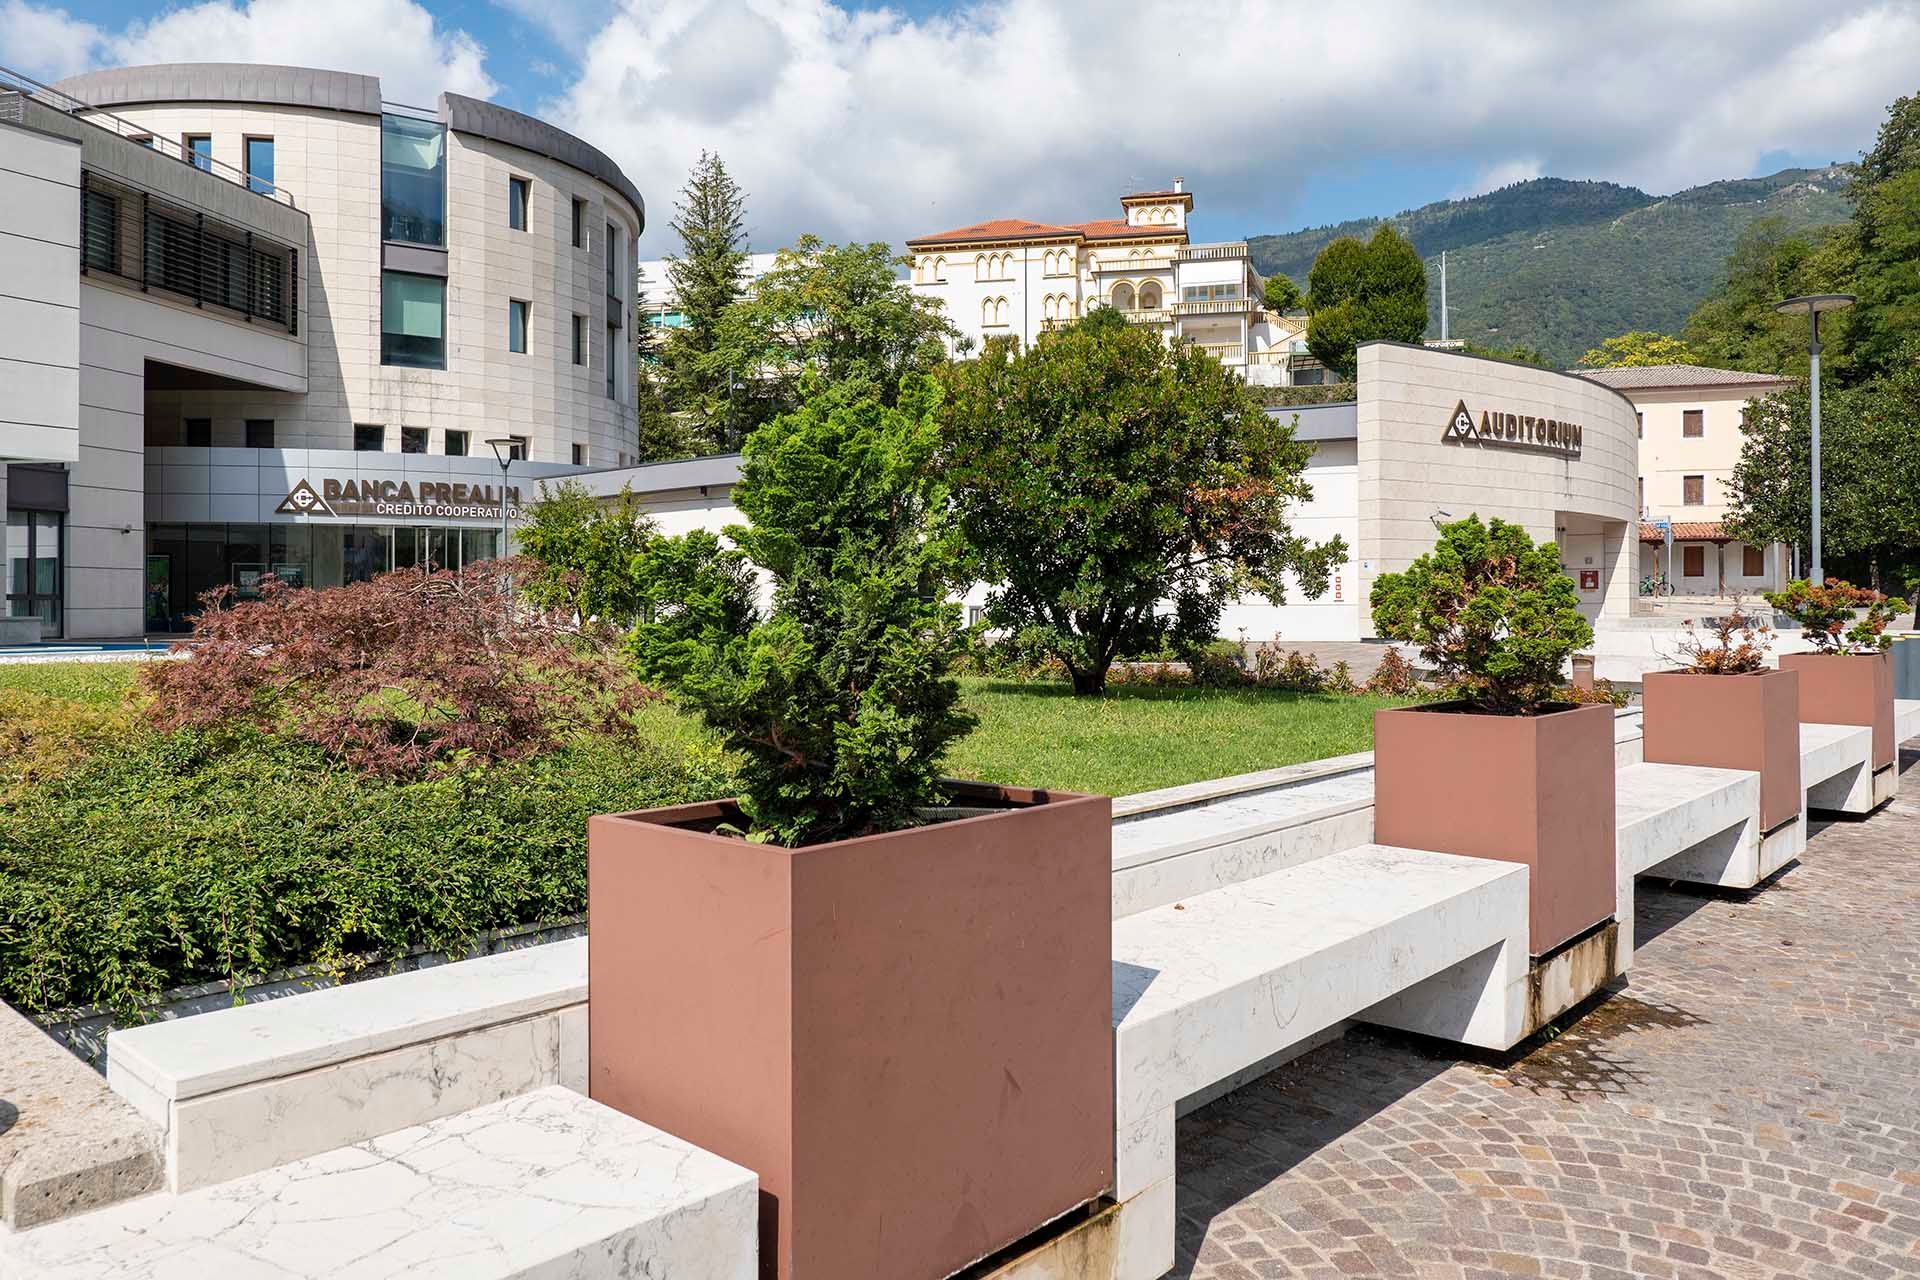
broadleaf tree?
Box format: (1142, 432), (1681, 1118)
(1575, 330), (1699, 368)
(940, 308), (1346, 695)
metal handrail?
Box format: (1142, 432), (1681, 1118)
(0, 64), (298, 208)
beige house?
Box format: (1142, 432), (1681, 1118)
(1578, 364), (1793, 597)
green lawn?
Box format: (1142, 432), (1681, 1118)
(945, 678), (1405, 797)
(0, 662), (1401, 800)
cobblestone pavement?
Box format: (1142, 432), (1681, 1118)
(1175, 746), (1920, 1280)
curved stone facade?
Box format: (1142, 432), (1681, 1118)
(56, 64), (644, 468)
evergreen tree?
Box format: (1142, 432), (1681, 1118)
(660, 151), (750, 448)
(1305, 226), (1428, 380)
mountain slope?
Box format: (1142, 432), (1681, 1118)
(1247, 168), (1853, 364)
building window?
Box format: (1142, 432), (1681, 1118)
(131, 135), (153, 148)
(1742, 544), (1765, 576)
(81, 187), (119, 273)
(573, 313), (587, 366)
(445, 429), (469, 457)
(572, 198), (587, 248)
(1683, 409), (1704, 438)
(185, 418), (212, 447)
(1682, 545), (1706, 578)
(244, 137), (274, 196)
(184, 135), (212, 172)
(354, 425), (385, 451)
(381, 114), (446, 247)
(5, 509), (64, 638)
(1683, 474), (1705, 505)
(607, 322), (619, 398)
(571, 443), (586, 466)
(244, 419), (275, 449)
(932, 256), (946, 282)
(381, 272), (446, 368)
(508, 436), (529, 461)
(1638, 477), (1644, 515)
(605, 224), (621, 300)
(509, 176), (531, 231)
(1636, 412), (1643, 438)
(509, 299), (530, 354)
(1138, 281), (1162, 310)
(1111, 282), (1136, 310)
(401, 427), (428, 454)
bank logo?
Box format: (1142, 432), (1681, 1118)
(1445, 400), (1476, 441)
(274, 479), (334, 517)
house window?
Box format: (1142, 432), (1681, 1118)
(381, 272), (446, 368)
(184, 135), (212, 172)
(1742, 544), (1765, 576)
(508, 299), (530, 354)
(571, 198), (587, 248)
(401, 427), (428, 454)
(131, 135), (153, 148)
(508, 177), (531, 231)
(571, 443), (586, 466)
(354, 425), (385, 451)
(1682, 546), (1706, 578)
(381, 114), (446, 246)
(445, 429), (469, 457)
(508, 435), (529, 461)
(1683, 474), (1705, 505)
(1683, 409), (1704, 438)
(573, 313), (587, 366)
(244, 419), (274, 449)
(244, 137), (274, 195)
(185, 418), (212, 447)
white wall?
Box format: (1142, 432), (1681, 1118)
(1217, 439), (1362, 642)
(0, 122), (82, 466)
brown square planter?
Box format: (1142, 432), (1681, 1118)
(1642, 668), (1803, 834)
(587, 783), (1114, 1280)
(1374, 701), (1616, 956)
(1780, 651), (1895, 769)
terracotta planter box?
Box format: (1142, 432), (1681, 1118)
(1781, 651), (1895, 769)
(1642, 668), (1803, 834)
(588, 784), (1114, 1280)
(1374, 701), (1615, 956)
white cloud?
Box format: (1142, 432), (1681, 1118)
(1455, 159), (1544, 201)
(0, 0), (496, 105)
(545, 0), (1919, 254)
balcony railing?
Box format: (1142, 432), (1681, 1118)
(1118, 307), (1172, 324)
(80, 168), (299, 333)
(1174, 242), (1249, 263)
(1172, 297), (1254, 316)
(1092, 256), (1172, 273)
(0, 65), (297, 207)
(1190, 342), (1246, 364)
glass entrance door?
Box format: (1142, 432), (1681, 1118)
(5, 510), (63, 638)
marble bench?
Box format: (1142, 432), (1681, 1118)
(0, 1086), (758, 1280)
(1897, 698), (1920, 747)
(1800, 722), (1878, 815)
(1612, 763), (1766, 969)
(106, 938), (587, 1192)
(1109, 843), (1529, 1280)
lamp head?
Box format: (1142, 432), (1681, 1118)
(485, 437), (516, 468)
(1773, 293), (1855, 318)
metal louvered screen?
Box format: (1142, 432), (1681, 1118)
(79, 170), (297, 332)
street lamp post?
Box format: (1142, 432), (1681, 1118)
(485, 437), (516, 617)
(1773, 294), (1854, 585)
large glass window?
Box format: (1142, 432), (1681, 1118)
(184, 135), (212, 172)
(382, 271), (446, 369)
(244, 137), (274, 195)
(6, 510), (62, 638)
(381, 115), (446, 247)
(445, 429), (469, 457)
(509, 177), (530, 231)
(509, 299), (529, 354)
(354, 425), (385, 451)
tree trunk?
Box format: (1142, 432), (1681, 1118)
(1869, 554), (1881, 593)
(1070, 666), (1107, 696)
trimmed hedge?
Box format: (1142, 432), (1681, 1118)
(0, 721), (733, 1020)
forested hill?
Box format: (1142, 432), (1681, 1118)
(1247, 168), (1853, 364)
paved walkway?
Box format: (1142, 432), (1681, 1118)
(1175, 746), (1920, 1279)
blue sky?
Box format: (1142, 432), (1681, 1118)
(4, 0), (1912, 257)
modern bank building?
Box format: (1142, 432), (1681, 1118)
(0, 62), (648, 642)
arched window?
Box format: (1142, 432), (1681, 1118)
(1112, 282), (1136, 311)
(982, 297), (994, 326)
(1043, 295), (1056, 321)
(998, 253), (1011, 278)
(995, 297), (1009, 325)
(933, 256), (945, 282)
(1139, 281), (1162, 310)
(975, 254), (987, 279)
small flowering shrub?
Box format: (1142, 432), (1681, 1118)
(1674, 604), (1773, 674)
(143, 563), (655, 776)
(1364, 648), (1423, 696)
(1764, 578), (1899, 654)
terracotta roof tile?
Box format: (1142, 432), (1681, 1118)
(905, 219), (1078, 247)
(1639, 521), (1734, 542)
(1072, 218), (1181, 241)
(1578, 364), (1792, 391)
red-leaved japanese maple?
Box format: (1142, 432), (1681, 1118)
(144, 561), (655, 775)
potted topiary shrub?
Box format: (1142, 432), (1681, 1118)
(1768, 578), (1901, 778)
(1641, 606), (1802, 857)
(1369, 515), (1612, 956)
(586, 378), (1113, 1280)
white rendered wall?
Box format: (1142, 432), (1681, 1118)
(0, 122), (82, 466)
(1217, 439), (1362, 642)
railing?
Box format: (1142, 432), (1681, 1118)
(1092, 257), (1172, 273)
(1172, 298), (1253, 316)
(1174, 242), (1248, 263)
(1190, 342), (1246, 363)
(0, 64), (297, 207)
(1246, 348), (1291, 365)
(1118, 307), (1172, 324)
(80, 168), (299, 333)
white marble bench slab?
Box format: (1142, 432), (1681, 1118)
(1897, 698), (1920, 746)
(1109, 843), (1527, 1277)
(1800, 722), (1876, 814)
(107, 938), (587, 1192)
(1613, 763), (1762, 968)
(0, 1086), (757, 1280)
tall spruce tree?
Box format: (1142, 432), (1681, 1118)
(661, 151), (750, 450)
(1304, 225), (1428, 380)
